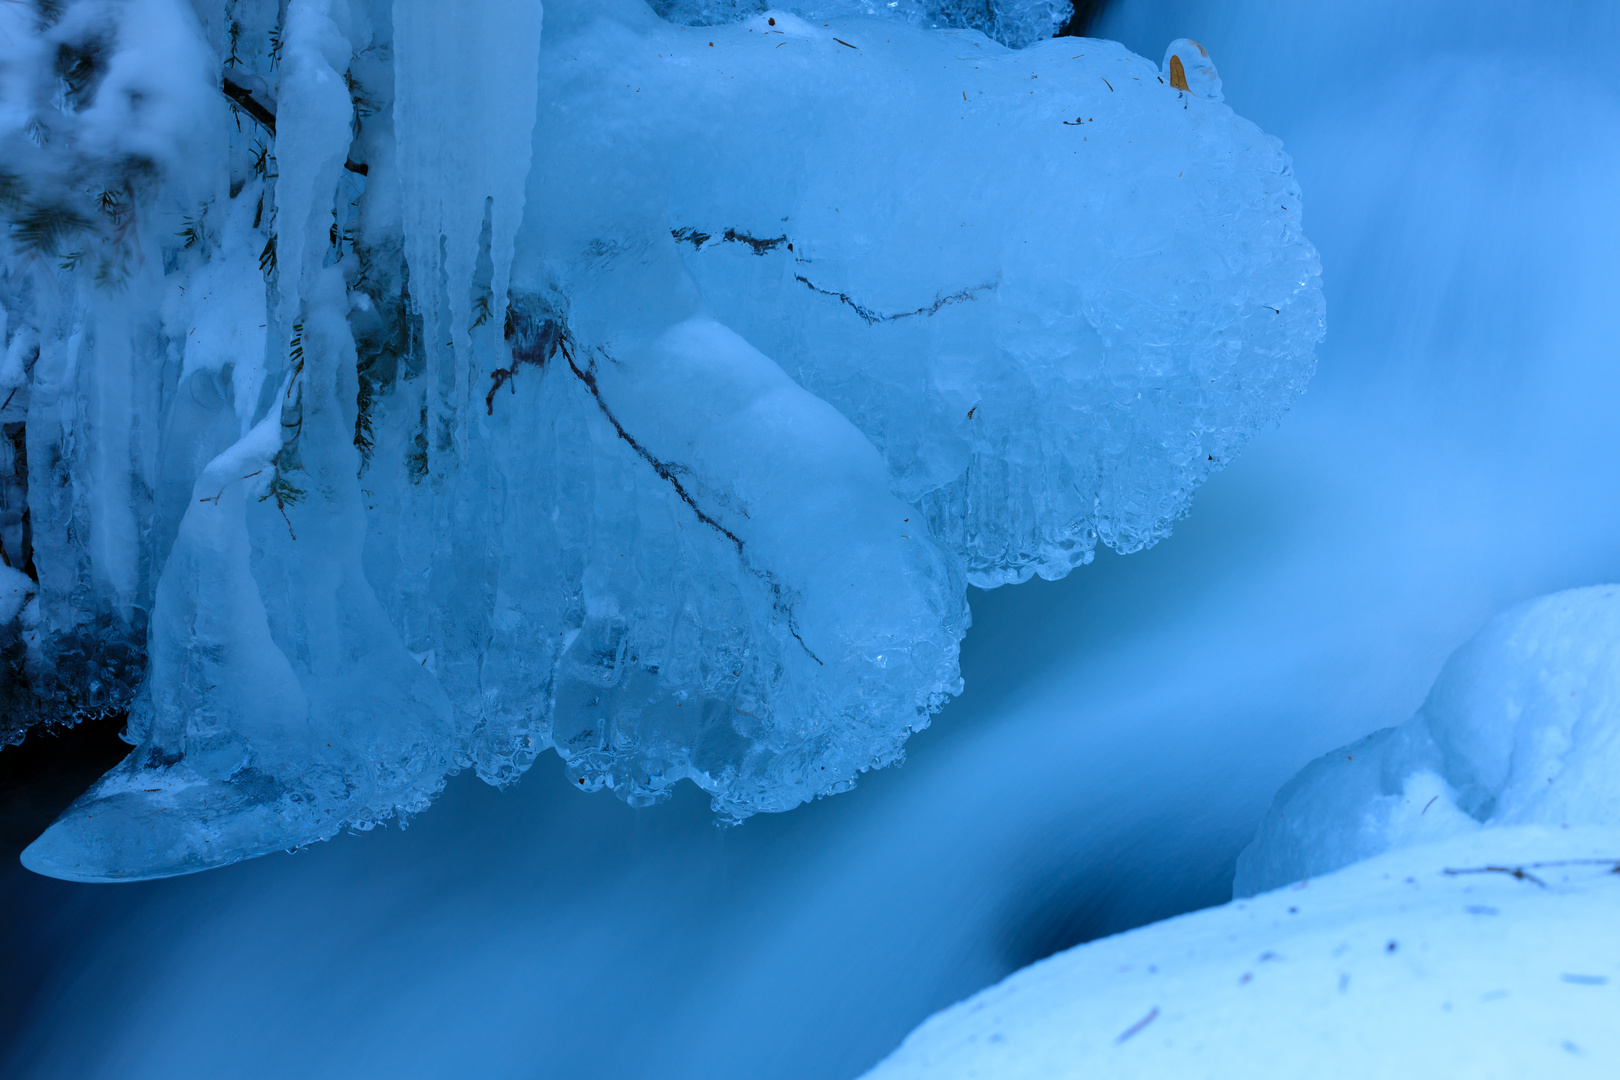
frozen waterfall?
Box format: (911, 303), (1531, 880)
(1, 0), (1319, 880)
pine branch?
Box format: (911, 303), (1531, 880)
(10, 203), (92, 255)
(221, 72), (369, 175)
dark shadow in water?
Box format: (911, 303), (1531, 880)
(1059, 0), (1116, 38)
(995, 821), (1241, 972)
(0, 714), (130, 1051)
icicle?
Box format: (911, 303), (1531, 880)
(22, 0), (462, 880)
(85, 297), (140, 616)
(274, 0), (358, 340)
(392, 0), (544, 418)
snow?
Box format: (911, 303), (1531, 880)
(652, 1), (1074, 49)
(4, 0), (1318, 880)
(1235, 586), (1620, 896)
(863, 826), (1620, 1080)
(65, 0), (223, 181)
(0, 561), (31, 625)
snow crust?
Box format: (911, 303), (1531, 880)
(3, 0), (1320, 879)
(864, 826), (1620, 1080)
(653, 1), (1074, 50)
(1236, 586), (1620, 896)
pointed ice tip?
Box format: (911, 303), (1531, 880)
(19, 796), (236, 884)
(20, 751), (356, 883)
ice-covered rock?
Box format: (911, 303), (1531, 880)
(573, 9), (1321, 587)
(1235, 586), (1620, 896)
(5, 0), (1321, 879)
(864, 826), (1620, 1080)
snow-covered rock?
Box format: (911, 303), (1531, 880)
(868, 586), (1620, 1078)
(1237, 585), (1620, 896)
(864, 826), (1620, 1079)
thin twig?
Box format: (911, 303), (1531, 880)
(565, 342), (823, 666)
(1115, 1007), (1158, 1044)
(1443, 857), (1620, 886)
(794, 275), (995, 326)
(1442, 866), (1547, 888)
(222, 71), (368, 174)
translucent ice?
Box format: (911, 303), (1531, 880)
(5, 0), (1321, 879)
(1162, 37), (1221, 100)
(628, 15), (1317, 585)
(1235, 586), (1620, 896)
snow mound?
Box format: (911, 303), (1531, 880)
(1236, 586), (1620, 896)
(7, 0), (1320, 880)
(864, 827), (1620, 1080)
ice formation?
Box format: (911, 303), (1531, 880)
(865, 826), (1620, 1079)
(1235, 586), (1620, 896)
(2, 0), (1321, 880)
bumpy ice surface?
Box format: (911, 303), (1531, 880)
(2, 0), (1321, 880)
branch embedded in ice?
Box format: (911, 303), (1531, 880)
(792, 275), (999, 325)
(220, 71), (369, 175)
(562, 335), (825, 667)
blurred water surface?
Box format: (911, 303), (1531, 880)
(4, 1), (1619, 1077)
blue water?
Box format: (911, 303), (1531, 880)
(4, 1), (1618, 1076)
